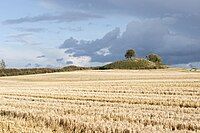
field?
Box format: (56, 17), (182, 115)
(0, 69), (200, 133)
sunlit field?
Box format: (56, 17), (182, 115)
(0, 69), (200, 133)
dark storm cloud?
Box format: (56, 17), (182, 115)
(44, 0), (200, 64)
(60, 19), (200, 64)
(2, 12), (103, 25)
(60, 27), (120, 56)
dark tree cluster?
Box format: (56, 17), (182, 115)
(125, 49), (163, 64)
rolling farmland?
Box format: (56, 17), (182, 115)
(0, 69), (200, 133)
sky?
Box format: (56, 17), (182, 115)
(0, 0), (200, 68)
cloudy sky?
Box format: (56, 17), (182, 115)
(1, 0), (200, 68)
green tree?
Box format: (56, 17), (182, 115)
(146, 53), (162, 63)
(0, 59), (6, 69)
(125, 49), (136, 59)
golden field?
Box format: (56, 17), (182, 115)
(0, 69), (199, 133)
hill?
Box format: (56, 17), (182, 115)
(97, 58), (166, 70)
(0, 59), (166, 77)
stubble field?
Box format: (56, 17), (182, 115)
(0, 69), (199, 133)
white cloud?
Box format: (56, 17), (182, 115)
(96, 47), (111, 56)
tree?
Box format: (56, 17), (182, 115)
(146, 53), (162, 63)
(0, 59), (6, 69)
(125, 49), (136, 59)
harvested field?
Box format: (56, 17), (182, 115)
(0, 69), (200, 132)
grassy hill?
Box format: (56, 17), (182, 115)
(97, 58), (166, 70)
